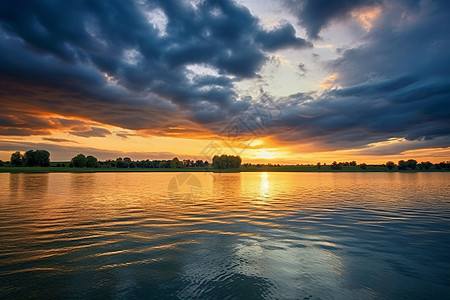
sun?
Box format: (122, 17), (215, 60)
(254, 150), (277, 160)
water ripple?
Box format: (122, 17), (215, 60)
(0, 172), (449, 299)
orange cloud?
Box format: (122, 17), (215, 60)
(319, 73), (339, 89)
(352, 6), (382, 31)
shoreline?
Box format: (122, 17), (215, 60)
(0, 166), (448, 174)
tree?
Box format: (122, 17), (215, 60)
(398, 160), (407, 170)
(406, 159), (417, 170)
(116, 158), (128, 168)
(317, 162), (321, 169)
(71, 154), (87, 167)
(86, 155), (98, 168)
(331, 161), (341, 170)
(23, 150), (50, 167)
(35, 150), (50, 167)
(23, 150), (37, 167)
(170, 157), (183, 168)
(212, 155), (242, 169)
(11, 151), (23, 166)
(386, 161), (396, 170)
(360, 163), (367, 170)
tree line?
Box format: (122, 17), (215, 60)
(323, 159), (449, 171)
(3, 150), (448, 171)
(69, 154), (211, 169)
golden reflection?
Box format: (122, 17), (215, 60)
(22, 174), (49, 201)
(260, 172), (269, 198)
(212, 174), (242, 199)
(9, 173), (20, 199)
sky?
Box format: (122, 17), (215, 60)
(0, 0), (449, 164)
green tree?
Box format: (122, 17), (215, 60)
(71, 154), (87, 167)
(386, 161), (396, 170)
(10, 151), (23, 166)
(212, 155), (241, 169)
(170, 157), (184, 168)
(360, 163), (367, 170)
(35, 150), (50, 167)
(23, 150), (37, 166)
(86, 155), (98, 168)
(23, 150), (50, 167)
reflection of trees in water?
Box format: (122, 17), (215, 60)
(9, 173), (20, 199)
(22, 174), (49, 201)
(212, 174), (242, 200)
(70, 173), (97, 194)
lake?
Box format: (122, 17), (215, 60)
(0, 172), (449, 299)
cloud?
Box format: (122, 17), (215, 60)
(262, 0), (450, 155)
(0, 140), (191, 161)
(69, 127), (112, 138)
(0, 0), (311, 137)
(0, 128), (51, 136)
(42, 138), (78, 143)
(284, 0), (382, 39)
(256, 23), (312, 51)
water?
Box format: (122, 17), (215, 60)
(0, 172), (449, 299)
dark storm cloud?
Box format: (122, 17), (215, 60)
(0, 0), (310, 134)
(266, 0), (450, 153)
(284, 0), (382, 39)
(256, 23), (312, 51)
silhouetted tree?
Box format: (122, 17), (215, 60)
(406, 159), (417, 170)
(23, 150), (50, 167)
(36, 150), (50, 167)
(317, 162), (321, 169)
(116, 158), (128, 168)
(86, 155), (98, 168)
(360, 163), (367, 170)
(10, 151), (23, 166)
(331, 161), (342, 170)
(398, 160), (407, 170)
(386, 161), (396, 170)
(423, 161), (432, 170)
(71, 154), (87, 167)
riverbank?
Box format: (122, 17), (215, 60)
(0, 166), (447, 173)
